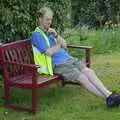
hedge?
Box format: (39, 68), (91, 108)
(0, 0), (71, 43)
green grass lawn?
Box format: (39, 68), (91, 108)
(0, 52), (120, 120)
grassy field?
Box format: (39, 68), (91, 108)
(0, 52), (120, 120)
(1, 28), (120, 120)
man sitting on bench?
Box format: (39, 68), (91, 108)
(31, 7), (120, 107)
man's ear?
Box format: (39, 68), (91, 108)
(39, 17), (42, 23)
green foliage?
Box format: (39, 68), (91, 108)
(86, 28), (120, 54)
(64, 28), (120, 54)
(71, 0), (98, 26)
(0, 0), (71, 43)
(71, 0), (120, 27)
(1, 0), (120, 43)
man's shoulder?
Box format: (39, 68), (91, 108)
(32, 31), (45, 44)
(32, 32), (41, 37)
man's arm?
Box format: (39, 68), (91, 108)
(48, 28), (67, 49)
(32, 32), (62, 56)
(45, 43), (61, 56)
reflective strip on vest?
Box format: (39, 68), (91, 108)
(37, 66), (48, 71)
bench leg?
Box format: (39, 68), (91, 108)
(4, 85), (10, 105)
(61, 79), (65, 87)
(31, 89), (37, 113)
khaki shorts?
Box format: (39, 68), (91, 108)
(54, 58), (86, 83)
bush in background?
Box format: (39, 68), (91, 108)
(0, 0), (71, 43)
(64, 28), (120, 55)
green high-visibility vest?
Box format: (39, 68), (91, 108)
(32, 27), (53, 75)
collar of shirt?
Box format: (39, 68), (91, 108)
(38, 26), (50, 37)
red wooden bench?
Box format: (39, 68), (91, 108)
(0, 39), (92, 113)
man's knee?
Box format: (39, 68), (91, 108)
(81, 67), (94, 74)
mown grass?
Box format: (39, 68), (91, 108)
(0, 28), (120, 120)
(1, 53), (120, 120)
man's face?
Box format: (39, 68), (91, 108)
(40, 11), (53, 30)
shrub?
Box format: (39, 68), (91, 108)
(64, 28), (120, 54)
(0, 0), (71, 43)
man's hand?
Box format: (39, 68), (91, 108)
(48, 28), (58, 37)
(48, 28), (67, 48)
(57, 35), (67, 48)
(45, 43), (61, 56)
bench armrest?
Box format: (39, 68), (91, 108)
(3, 61), (38, 84)
(67, 44), (92, 67)
(67, 44), (92, 49)
(4, 61), (37, 69)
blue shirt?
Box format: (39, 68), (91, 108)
(32, 32), (71, 68)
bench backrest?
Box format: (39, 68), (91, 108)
(1, 39), (34, 64)
(0, 39), (35, 79)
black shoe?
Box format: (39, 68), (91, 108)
(106, 93), (120, 107)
